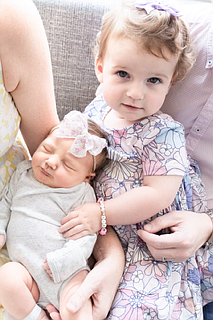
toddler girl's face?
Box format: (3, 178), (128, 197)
(32, 131), (95, 188)
(96, 37), (179, 126)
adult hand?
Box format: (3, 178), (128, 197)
(138, 210), (212, 262)
(59, 202), (101, 240)
(46, 305), (61, 320)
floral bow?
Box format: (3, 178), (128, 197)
(133, 0), (182, 17)
(55, 110), (107, 158)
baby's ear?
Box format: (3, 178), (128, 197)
(84, 172), (96, 183)
(95, 59), (104, 83)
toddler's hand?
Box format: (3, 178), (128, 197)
(0, 234), (5, 248)
(43, 258), (53, 280)
(59, 202), (101, 240)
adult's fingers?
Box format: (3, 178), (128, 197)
(66, 286), (89, 313)
(66, 258), (117, 320)
(138, 228), (182, 250)
(138, 229), (188, 262)
(143, 211), (181, 234)
(46, 304), (61, 320)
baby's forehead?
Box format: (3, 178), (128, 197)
(44, 132), (72, 149)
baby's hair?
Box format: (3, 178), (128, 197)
(87, 118), (109, 173)
(95, 0), (195, 83)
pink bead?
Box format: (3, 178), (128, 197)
(99, 228), (107, 235)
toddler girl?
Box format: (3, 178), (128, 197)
(59, 1), (212, 319)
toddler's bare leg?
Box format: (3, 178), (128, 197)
(60, 270), (93, 320)
(0, 262), (48, 320)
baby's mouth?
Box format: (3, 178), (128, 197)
(41, 167), (51, 177)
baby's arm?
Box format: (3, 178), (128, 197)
(44, 233), (97, 283)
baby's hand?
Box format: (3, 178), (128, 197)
(43, 258), (53, 280)
(0, 234), (5, 248)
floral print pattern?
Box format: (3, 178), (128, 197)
(85, 95), (212, 320)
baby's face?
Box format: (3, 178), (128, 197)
(32, 131), (95, 188)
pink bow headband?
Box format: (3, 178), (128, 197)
(133, 0), (182, 17)
(55, 111), (107, 159)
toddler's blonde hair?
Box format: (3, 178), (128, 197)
(95, 0), (195, 83)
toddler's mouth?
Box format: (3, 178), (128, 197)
(123, 103), (141, 110)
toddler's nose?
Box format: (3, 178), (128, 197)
(127, 82), (145, 100)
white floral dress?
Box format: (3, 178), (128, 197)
(85, 95), (213, 320)
(0, 61), (28, 319)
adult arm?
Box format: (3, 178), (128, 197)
(137, 210), (213, 262)
(0, 0), (59, 155)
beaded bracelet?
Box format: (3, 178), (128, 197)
(204, 210), (213, 247)
(98, 197), (107, 235)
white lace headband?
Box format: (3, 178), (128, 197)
(51, 111), (107, 170)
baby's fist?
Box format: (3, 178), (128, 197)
(43, 258), (53, 280)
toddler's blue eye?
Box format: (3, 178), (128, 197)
(148, 77), (161, 84)
(118, 71), (129, 78)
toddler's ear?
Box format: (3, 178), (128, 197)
(95, 59), (103, 83)
(167, 72), (178, 94)
(171, 72), (178, 86)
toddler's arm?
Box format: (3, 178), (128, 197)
(104, 174), (183, 225)
(59, 174), (183, 239)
